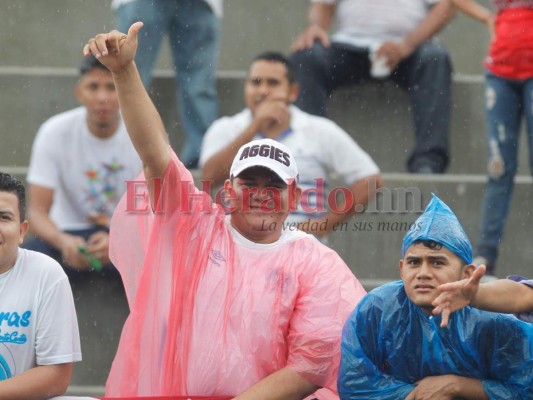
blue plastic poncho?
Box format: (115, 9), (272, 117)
(338, 282), (533, 399)
(402, 194), (472, 264)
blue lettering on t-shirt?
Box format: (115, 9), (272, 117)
(20, 311), (31, 327)
(0, 311), (32, 328)
(0, 330), (27, 344)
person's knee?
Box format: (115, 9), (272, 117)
(290, 42), (327, 73)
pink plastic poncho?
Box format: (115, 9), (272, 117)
(106, 150), (366, 398)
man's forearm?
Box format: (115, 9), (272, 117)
(302, 174), (382, 236)
(202, 124), (259, 185)
(473, 280), (533, 313)
(0, 363), (72, 400)
(307, 2), (335, 30)
(234, 367), (318, 400)
(113, 62), (170, 181)
(27, 210), (66, 250)
(403, 0), (455, 50)
(452, 376), (489, 399)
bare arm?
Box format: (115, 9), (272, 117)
(202, 124), (257, 185)
(451, 0), (494, 37)
(405, 375), (488, 400)
(451, 0), (493, 24)
(433, 264), (533, 327)
(472, 279), (533, 313)
(377, 0), (456, 68)
(302, 173), (382, 237)
(234, 367), (318, 400)
(83, 22), (169, 183)
(27, 184), (89, 269)
(291, 2), (336, 51)
(0, 363), (72, 400)
(404, 0), (455, 51)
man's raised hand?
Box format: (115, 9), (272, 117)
(82, 22), (144, 74)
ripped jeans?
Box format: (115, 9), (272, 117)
(476, 71), (533, 273)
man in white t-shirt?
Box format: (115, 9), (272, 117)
(201, 52), (382, 239)
(24, 55), (142, 280)
(0, 172), (81, 399)
(84, 23), (367, 398)
(291, 0), (455, 174)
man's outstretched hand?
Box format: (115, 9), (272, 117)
(82, 21), (144, 75)
(432, 264), (486, 328)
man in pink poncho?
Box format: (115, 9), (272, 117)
(84, 22), (367, 399)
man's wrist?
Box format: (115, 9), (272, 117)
(400, 39), (417, 57)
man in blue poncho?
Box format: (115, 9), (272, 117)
(338, 194), (533, 400)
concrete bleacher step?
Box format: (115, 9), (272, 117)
(2, 70), (531, 176)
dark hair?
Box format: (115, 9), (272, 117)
(0, 173), (26, 221)
(413, 239), (443, 251)
(412, 239), (467, 266)
(252, 51), (296, 84)
(79, 54), (109, 76)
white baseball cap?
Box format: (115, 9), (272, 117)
(230, 138), (299, 184)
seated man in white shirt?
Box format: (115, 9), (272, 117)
(0, 172), (81, 399)
(24, 55), (141, 280)
(290, 0), (454, 173)
(201, 51), (382, 239)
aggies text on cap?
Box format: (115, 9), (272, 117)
(230, 138), (299, 184)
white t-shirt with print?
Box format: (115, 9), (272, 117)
(27, 107), (142, 230)
(313, 0), (442, 48)
(0, 249), (81, 379)
(200, 105), (380, 224)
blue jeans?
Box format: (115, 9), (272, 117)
(290, 41), (452, 173)
(476, 71), (533, 273)
(115, 0), (220, 167)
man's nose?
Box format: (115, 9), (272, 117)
(417, 262), (432, 278)
(255, 184), (277, 200)
(96, 88), (111, 102)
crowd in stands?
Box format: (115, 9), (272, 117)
(1, 0), (532, 399)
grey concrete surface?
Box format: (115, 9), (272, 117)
(69, 275), (128, 386)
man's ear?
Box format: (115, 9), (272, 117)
(462, 264), (476, 279)
(399, 259), (404, 279)
(18, 220), (29, 245)
(224, 178), (233, 192)
(288, 83), (300, 103)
